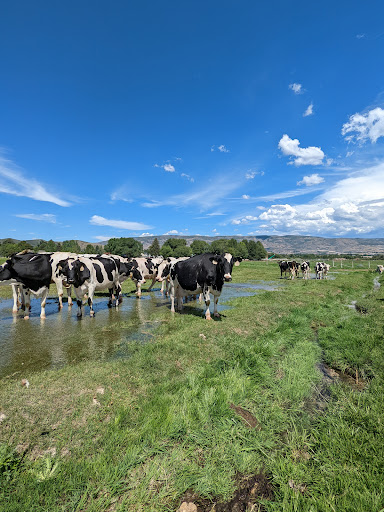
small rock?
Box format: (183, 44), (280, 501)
(178, 503), (197, 512)
(21, 378), (30, 388)
(0, 413), (6, 423)
(96, 387), (105, 395)
(199, 333), (207, 340)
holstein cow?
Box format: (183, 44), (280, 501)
(322, 263), (330, 279)
(0, 253), (52, 319)
(58, 256), (121, 317)
(49, 252), (78, 309)
(156, 257), (190, 296)
(315, 262), (325, 280)
(129, 257), (163, 297)
(376, 265), (384, 274)
(279, 260), (297, 279)
(300, 261), (310, 280)
(278, 261), (289, 278)
(169, 252), (240, 319)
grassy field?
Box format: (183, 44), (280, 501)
(0, 262), (383, 511)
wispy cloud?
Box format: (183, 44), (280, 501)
(141, 176), (243, 211)
(93, 235), (114, 241)
(278, 134), (325, 166)
(154, 162), (176, 172)
(341, 107), (384, 144)
(163, 229), (179, 235)
(90, 215), (152, 230)
(181, 173), (194, 182)
(245, 170), (264, 179)
(138, 232), (154, 237)
(211, 144), (230, 153)
(303, 103), (314, 117)
(15, 213), (57, 223)
(297, 173), (324, 186)
(289, 83), (303, 94)
(0, 155), (71, 207)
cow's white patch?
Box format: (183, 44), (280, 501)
(224, 253), (232, 264)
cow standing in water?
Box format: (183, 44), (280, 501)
(169, 253), (240, 319)
(58, 256), (121, 317)
(0, 253), (52, 319)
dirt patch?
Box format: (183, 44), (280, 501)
(229, 403), (261, 429)
(179, 472), (274, 512)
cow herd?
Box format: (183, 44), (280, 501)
(278, 260), (330, 280)
(0, 251), (240, 321)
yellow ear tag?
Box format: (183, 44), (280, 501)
(212, 260), (218, 265)
(235, 261), (240, 267)
(80, 266), (84, 271)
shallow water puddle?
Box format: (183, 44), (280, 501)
(0, 281), (280, 378)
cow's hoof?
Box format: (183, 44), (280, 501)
(40, 315), (46, 319)
(12, 309), (18, 314)
(214, 313), (220, 318)
(206, 316), (212, 321)
(90, 312), (95, 318)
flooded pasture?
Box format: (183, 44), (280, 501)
(0, 280), (281, 378)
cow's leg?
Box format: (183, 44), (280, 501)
(74, 288), (84, 317)
(23, 289), (31, 320)
(203, 288), (211, 320)
(147, 276), (156, 291)
(67, 285), (73, 306)
(108, 288), (114, 308)
(135, 280), (142, 298)
(87, 286), (96, 317)
(114, 283), (122, 306)
(40, 288), (49, 319)
(213, 293), (220, 318)
(56, 279), (64, 309)
(11, 284), (19, 313)
(165, 278), (170, 296)
(170, 282), (175, 313)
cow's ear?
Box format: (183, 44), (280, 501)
(167, 258), (171, 262)
(209, 256), (218, 265)
(234, 261), (240, 267)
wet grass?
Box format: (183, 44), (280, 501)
(0, 262), (383, 511)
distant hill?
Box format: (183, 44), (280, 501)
(2, 235), (384, 255)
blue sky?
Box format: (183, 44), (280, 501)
(1, 1), (384, 242)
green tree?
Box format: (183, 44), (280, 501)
(84, 244), (99, 254)
(160, 244), (174, 259)
(234, 242), (249, 259)
(148, 238), (161, 256)
(37, 239), (58, 252)
(61, 240), (81, 253)
(173, 245), (192, 258)
(0, 243), (19, 257)
(210, 239), (230, 254)
(104, 237), (143, 257)
(164, 238), (187, 250)
(254, 241), (267, 260)
(190, 239), (211, 255)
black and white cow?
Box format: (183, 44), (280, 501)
(0, 253), (52, 319)
(315, 262), (325, 279)
(129, 257), (162, 297)
(57, 256), (121, 317)
(300, 261), (310, 280)
(376, 265), (384, 274)
(169, 252), (240, 319)
(322, 263), (330, 279)
(156, 257), (190, 295)
(49, 252), (78, 308)
(278, 260), (297, 279)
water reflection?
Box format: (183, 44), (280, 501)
(0, 282), (280, 378)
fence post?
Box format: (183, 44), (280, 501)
(369, 261), (370, 269)
(341, 260), (343, 268)
(352, 260), (354, 269)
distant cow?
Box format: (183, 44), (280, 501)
(169, 252), (240, 319)
(58, 256), (121, 317)
(279, 260), (298, 279)
(376, 265), (384, 274)
(300, 261), (310, 279)
(129, 257), (163, 297)
(278, 261), (289, 278)
(0, 253), (52, 319)
(315, 262), (325, 279)
(323, 263), (330, 279)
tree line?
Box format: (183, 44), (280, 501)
(0, 237), (268, 260)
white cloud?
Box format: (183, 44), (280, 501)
(139, 232), (154, 237)
(231, 215), (258, 225)
(303, 103), (314, 117)
(242, 194), (250, 199)
(207, 212), (226, 216)
(346, 151), (354, 157)
(154, 162), (176, 172)
(289, 83), (303, 94)
(278, 134), (325, 166)
(15, 213), (57, 223)
(251, 163), (384, 235)
(90, 215), (152, 230)
(245, 170), (264, 179)
(181, 173), (194, 182)
(0, 156), (71, 207)
(356, 34), (365, 39)
(297, 173), (325, 187)
(211, 144), (230, 153)
(341, 107), (384, 144)
(163, 229), (179, 235)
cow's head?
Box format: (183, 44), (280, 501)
(58, 258), (90, 287)
(0, 260), (14, 285)
(210, 253), (238, 282)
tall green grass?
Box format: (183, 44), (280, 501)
(0, 262), (383, 511)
